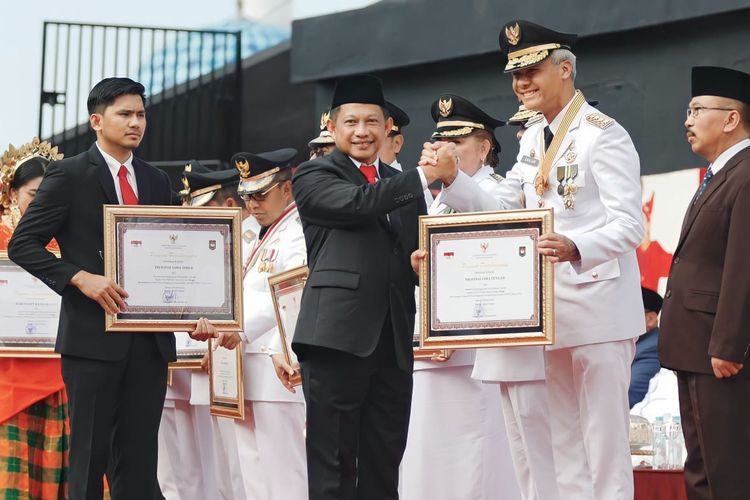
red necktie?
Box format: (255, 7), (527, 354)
(118, 165), (139, 205)
(360, 164), (378, 185)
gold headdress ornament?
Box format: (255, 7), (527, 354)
(234, 157), (252, 180)
(319, 111), (331, 131)
(177, 163), (193, 197)
(505, 23), (521, 46)
(438, 98), (453, 118)
(0, 137), (63, 209)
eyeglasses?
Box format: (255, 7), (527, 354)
(685, 106), (737, 119)
(241, 182), (280, 202)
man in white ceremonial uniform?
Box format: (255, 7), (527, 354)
(158, 162), (247, 499)
(212, 148), (308, 500)
(458, 103), (561, 500)
(419, 20), (644, 500)
(401, 94), (519, 500)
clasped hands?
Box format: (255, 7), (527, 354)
(419, 141), (460, 185)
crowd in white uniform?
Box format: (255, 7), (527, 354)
(155, 19), (654, 500)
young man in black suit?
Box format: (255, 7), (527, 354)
(8, 78), (215, 499)
(291, 75), (451, 500)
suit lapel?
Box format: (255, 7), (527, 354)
(332, 150), (394, 231)
(331, 149), (367, 185)
(89, 144), (118, 205)
(675, 149), (750, 254)
(132, 158), (152, 205)
(379, 163), (402, 235)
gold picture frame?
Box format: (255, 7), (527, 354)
(0, 251), (62, 358)
(419, 208), (555, 350)
(268, 265), (307, 387)
(208, 338), (245, 419)
(103, 205), (243, 332)
(169, 331), (208, 370)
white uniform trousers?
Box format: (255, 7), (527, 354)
(213, 401), (307, 499)
(211, 413), (263, 500)
(497, 381), (559, 500)
(400, 365), (520, 500)
(544, 339), (635, 500)
(158, 400), (219, 500)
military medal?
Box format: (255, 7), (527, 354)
(556, 163), (579, 210)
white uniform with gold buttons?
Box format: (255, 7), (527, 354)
(212, 203), (308, 500)
(441, 99), (645, 500)
(400, 165), (520, 500)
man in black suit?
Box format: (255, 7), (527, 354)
(8, 78), (214, 500)
(291, 75), (450, 500)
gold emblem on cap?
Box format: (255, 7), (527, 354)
(181, 176), (190, 192)
(439, 98), (453, 118)
(235, 157), (252, 179)
(505, 23), (521, 46)
(319, 111), (330, 131)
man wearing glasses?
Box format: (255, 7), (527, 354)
(659, 66), (750, 500)
(210, 148), (308, 499)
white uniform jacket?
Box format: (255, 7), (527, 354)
(442, 101), (645, 351)
(241, 203), (306, 403)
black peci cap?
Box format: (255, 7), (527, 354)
(330, 75), (386, 109)
(642, 287), (664, 314)
(692, 66), (750, 105)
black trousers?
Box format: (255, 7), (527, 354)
(677, 370), (750, 500)
(61, 334), (168, 500)
(300, 325), (413, 500)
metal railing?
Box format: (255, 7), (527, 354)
(38, 21), (243, 161)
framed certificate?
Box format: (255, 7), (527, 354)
(169, 331), (208, 369)
(419, 208), (555, 350)
(103, 205), (243, 332)
(208, 339), (244, 419)
(268, 265), (306, 387)
(0, 251), (61, 358)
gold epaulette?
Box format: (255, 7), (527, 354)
(489, 172), (504, 183)
(585, 113), (614, 130)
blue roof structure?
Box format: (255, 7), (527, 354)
(138, 18), (289, 97)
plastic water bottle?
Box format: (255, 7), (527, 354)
(668, 416), (685, 469)
(653, 416), (668, 469)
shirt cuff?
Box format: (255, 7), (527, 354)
(416, 167), (429, 190)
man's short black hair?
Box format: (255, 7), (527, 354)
(87, 77), (147, 115)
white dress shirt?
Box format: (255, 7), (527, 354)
(96, 142), (138, 204)
(349, 155), (429, 189)
(708, 137), (750, 174)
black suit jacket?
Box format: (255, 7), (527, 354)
(659, 145), (750, 376)
(8, 143), (176, 362)
(291, 149), (426, 371)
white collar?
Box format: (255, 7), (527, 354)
(349, 156), (381, 169)
(96, 142), (134, 176)
(471, 164), (493, 180)
(545, 93), (578, 135)
(389, 159), (403, 172)
(709, 137), (750, 174)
